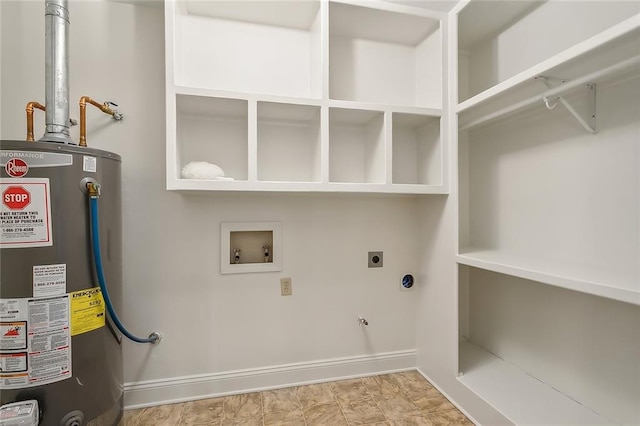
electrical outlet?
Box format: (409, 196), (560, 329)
(281, 278), (292, 296)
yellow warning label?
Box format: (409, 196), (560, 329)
(70, 288), (105, 336)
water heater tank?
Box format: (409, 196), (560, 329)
(0, 140), (123, 426)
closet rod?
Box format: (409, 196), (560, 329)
(460, 55), (640, 131)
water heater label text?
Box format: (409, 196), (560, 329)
(0, 178), (52, 249)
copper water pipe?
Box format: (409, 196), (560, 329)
(26, 102), (46, 142)
(79, 96), (123, 147)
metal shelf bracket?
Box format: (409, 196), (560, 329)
(536, 76), (596, 134)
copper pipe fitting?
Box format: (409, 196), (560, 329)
(79, 96), (123, 147)
(86, 181), (101, 197)
(25, 102), (46, 142)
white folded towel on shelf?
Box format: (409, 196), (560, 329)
(181, 161), (234, 181)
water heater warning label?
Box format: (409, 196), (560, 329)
(0, 352), (27, 373)
(33, 264), (66, 297)
(0, 178), (52, 249)
(0, 296), (71, 389)
(0, 322), (27, 350)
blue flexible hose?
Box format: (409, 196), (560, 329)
(89, 196), (159, 344)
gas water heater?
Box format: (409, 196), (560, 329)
(0, 1), (159, 424)
(0, 141), (124, 426)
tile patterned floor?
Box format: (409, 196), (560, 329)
(125, 371), (473, 426)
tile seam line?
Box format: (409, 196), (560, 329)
(328, 379), (351, 426)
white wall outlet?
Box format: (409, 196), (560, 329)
(281, 278), (292, 296)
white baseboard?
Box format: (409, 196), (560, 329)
(125, 349), (417, 409)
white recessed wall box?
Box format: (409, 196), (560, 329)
(220, 222), (282, 274)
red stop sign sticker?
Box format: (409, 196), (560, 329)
(2, 186), (31, 210)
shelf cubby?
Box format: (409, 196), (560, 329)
(172, 0), (322, 98)
(329, 108), (385, 184)
(458, 341), (613, 425)
(175, 95), (248, 181)
(257, 102), (321, 183)
(329, 1), (442, 108)
(458, 266), (640, 425)
(391, 113), (441, 185)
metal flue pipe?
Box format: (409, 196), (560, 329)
(41, 0), (73, 144)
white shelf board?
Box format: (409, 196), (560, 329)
(389, 183), (447, 194)
(458, 340), (614, 425)
(173, 88), (443, 116)
(174, 85), (323, 107)
(330, 0), (441, 45)
(458, 0), (542, 50)
(176, 94), (247, 118)
(183, 0), (320, 30)
(328, 99), (442, 116)
(327, 182), (447, 194)
(329, 107), (383, 125)
(169, 180), (323, 192)
(457, 250), (640, 306)
(258, 102), (320, 123)
(457, 14), (640, 114)
(392, 112), (438, 128)
(167, 179), (446, 194)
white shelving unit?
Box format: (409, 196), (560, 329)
(458, 340), (612, 426)
(457, 250), (639, 306)
(165, 0), (446, 194)
(455, 1), (640, 424)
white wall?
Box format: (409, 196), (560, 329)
(1, 0), (422, 406)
